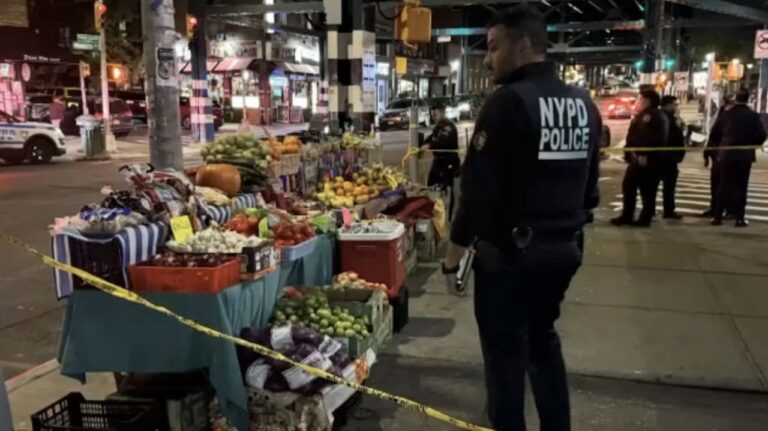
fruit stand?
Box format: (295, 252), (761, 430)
(36, 130), (443, 431)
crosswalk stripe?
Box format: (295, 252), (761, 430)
(609, 166), (768, 223)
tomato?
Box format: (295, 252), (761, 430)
(300, 225), (314, 238)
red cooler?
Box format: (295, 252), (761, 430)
(338, 223), (406, 295)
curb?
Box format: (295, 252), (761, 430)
(4, 359), (59, 393)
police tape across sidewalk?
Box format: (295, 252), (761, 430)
(0, 233), (493, 431)
(401, 144), (768, 166)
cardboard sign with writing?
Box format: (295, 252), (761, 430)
(170, 215), (194, 243)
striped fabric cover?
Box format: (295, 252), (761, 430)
(51, 194), (259, 299)
(51, 222), (170, 299)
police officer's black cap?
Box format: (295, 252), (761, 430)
(430, 101), (446, 111)
(661, 95), (677, 106)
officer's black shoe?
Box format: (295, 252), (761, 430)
(663, 212), (683, 220)
(631, 219), (652, 228)
(711, 218), (723, 226)
(735, 219), (749, 228)
(610, 216), (632, 226)
(700, 209), (715, 217)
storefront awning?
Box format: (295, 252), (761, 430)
(273, 61), (319, 75)
(180, 59), (220, 74)
(212, 57), (256, 73)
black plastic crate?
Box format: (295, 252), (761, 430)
(31, 392), (167, 431)
(391, 285), (409, 333)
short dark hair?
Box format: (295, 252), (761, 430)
(735, 87), (750, 104)
(661, 95), (677, 106)
(487, 5), (548, 54)
(640, 89), (661, 108)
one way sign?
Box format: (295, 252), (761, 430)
(755, 30), (768, 59)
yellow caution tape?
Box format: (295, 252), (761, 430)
(401, 145), (766, 167)
(0, 232), (493, 431)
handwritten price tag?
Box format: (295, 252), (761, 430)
(341, 208), (353, 227)
(170, 215), (194, 243)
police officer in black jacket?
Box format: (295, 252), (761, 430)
(421, 101), (461, 216)
(658, 95), (686, 219)
(441, 6), (602, 430)
(611, 89), (669, 227)
(709, 88), (767, 227)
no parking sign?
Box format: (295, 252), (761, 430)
(754, 30), (768, 59)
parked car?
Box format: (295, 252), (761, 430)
(428, 96), (460, 122)
(455, 94), (481, 120)
(604, 95), (637, 119)
(180, 97), (223, 131)
(116, 90), (148, 123)
(59, 98), (135, 137)
(379, 98), (430, 131)
(0, 110), (66, 164)
(25, 94), (81, 123)
(599, 85), (619, 97)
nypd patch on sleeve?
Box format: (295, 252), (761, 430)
(538, 97), (591, 160)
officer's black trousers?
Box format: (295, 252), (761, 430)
(620, 164), (658, 222)
(474, 239), (582, 431)
(658, 164), (679, 216)
(715, 161), (752, 220)
(709, 160), (722, 215)
(428, 160), (459, 220)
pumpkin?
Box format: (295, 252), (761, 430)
(195, 164), (242, 196)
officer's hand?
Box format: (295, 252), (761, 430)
(638, 155), (648, 167)
(441, 263), (466, 297)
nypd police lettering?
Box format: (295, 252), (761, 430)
(538, 96), (590, 160)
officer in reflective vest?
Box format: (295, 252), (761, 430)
(441, 6), (602, 431)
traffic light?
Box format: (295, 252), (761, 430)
(94, 1), (107, 32)
(664, 58), (676, 70)
(186, 14), (198, 39)
(634, 60), (644, 69)
(107, 64), (127, 83)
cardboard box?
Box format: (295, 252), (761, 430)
(327, 289), (386, 327)
(373, 305), (394, 351)
(415, 218), (437, 262)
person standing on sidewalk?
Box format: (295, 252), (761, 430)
(702, 98), (735, 218)
(658, 95), (686, 219)
(610, 89), (669, 227)
(421, 101), (460, 217)
(442, 6), (602, 430)
(709, 87), (767, 227)
(49, 95), (65, 130)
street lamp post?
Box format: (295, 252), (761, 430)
(240, 70), (250, 132)
(704, 52), (716, 132)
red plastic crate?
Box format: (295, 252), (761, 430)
(128, 259), (240, 293)
(338, 235), (406, 292)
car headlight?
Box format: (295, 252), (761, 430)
(55, 128), (65, 138)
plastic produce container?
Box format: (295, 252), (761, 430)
(128, 259), (240, 293)
(31, 392), (166, 431)
(280, 235), (318, 261)
(338, 223), (406, 292)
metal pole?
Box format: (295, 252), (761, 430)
(142, 0), (183, 170)
(705, 53), (715, 131)
(79, 62), (89, 115)
(408, 103), (419, 182)
(99, 16), (114, 152)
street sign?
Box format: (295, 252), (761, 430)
(674, 72), (689, 89)
(754, 30), (768, 59)
(76, 33), (100, 44)
(73, 41), (99, 51)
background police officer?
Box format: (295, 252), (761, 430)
(441, 6), (602, 430)
(421, 101), (461, 216)
(709, 87), (767, 227)
(610, 89), (668, 227)
(659, 95), (686, 219)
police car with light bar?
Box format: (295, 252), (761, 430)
(0, 110), (66, 164)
